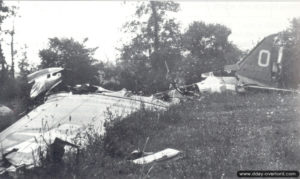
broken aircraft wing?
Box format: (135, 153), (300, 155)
(0, 90), (169, 173)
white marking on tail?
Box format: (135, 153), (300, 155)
(277, 47), (284, 64)
(258, 50), (270, 67)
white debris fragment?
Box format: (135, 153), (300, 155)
(0, 105), (13, 117)
(132, 148), (182, 165)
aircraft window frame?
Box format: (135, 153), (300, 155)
(258, 50), (270, 67)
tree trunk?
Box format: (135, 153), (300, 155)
(150, 1), (160, 70)
(150, 1), (159, 53)
(10, 29), (15, 79)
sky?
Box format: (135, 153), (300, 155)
(2, 1), (300, 68)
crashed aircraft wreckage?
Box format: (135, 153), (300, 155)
(168, 33), (299, 96)
(0, 77), (171, 173)
(0, 33), (299, 174)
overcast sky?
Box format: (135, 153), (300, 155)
(2, 1), (300, 67)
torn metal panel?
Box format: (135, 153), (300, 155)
(28, 67), (63, 98)
(0, 91), (170, 172)
(27, 67), (63, 83)
(196, 76), (237, 94)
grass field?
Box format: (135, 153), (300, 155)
(3, 92), (300, 178)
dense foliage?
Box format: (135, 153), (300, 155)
(116, 2), (242, 93)
(280, 18), (300, 88)
(179, 21), (243, 84)
(15, 92), (300, 178)
(2, 2), (299, 99)
(0, 1), (300, 178)
(39, 38), (99, 85)
(117, 1), (182, 94)
(0, 0), (15, 101)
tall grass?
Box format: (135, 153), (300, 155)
(11, 92), (300, 178)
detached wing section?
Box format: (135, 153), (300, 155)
(0, 92), (169, 171)
(236, 34), (283, 88)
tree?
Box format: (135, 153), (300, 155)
(180, 21), (242, 84)
(39, 37), (99, 85)
(5, 5), (19, 79)
(18, 45), (31, 78)
(0, 1), (18, 101)
(118, 1), (182, 94)
(0, 0), (9, 81)
(279, 17), (300, 88)
(93, 61), (121, 90)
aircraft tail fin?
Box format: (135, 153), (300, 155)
(236, 33), (284, 87)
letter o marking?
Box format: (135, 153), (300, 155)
(258, 50), (270, 67)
